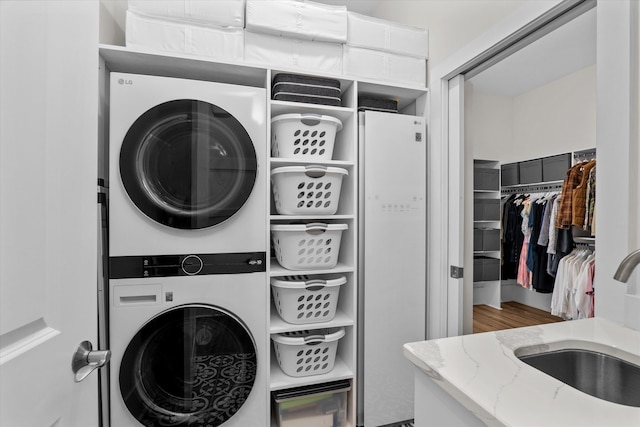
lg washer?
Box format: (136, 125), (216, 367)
(108, 73), (267, 257)
(109, 253), (267, 427)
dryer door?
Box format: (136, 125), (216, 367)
(119, 305), (257, 426)
(119, 99), (257, 229)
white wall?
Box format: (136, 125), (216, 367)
(512, 64), (596, 160)
(99, 0), (126, 45)
(373, 0), (526, 70)
(464, 87), (514, 160)
(468, 64), (596, 162)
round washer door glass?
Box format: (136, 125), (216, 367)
(120, 99), (257, 229)
(119, 305), (257, 426)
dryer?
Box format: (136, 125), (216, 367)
(109, 253), (267, 427)
(108, 73), (267, 257)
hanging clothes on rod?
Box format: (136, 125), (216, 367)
(550, 245), (595, 320)
(501, 188), (561, 292)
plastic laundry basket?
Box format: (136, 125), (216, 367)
(271, 165), (348, 215)
(271, 113), (343, 160)
(271, 223), (347, 270)
(271, 275), (347, 324)
(272, 327), (345, 377)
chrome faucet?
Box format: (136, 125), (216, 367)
(613, 249), (640, 282)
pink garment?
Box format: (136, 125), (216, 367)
(517, 200), (532, 289)
(517, 234), (531, 288)
(516, 199), (532, 289)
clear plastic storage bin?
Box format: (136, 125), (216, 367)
(271, 223), (347, 270)
(271, 165), (348, 215)
(272, 327), (345, 377)
(271, 113), (343, 160)
(271, 275), (346, 324)
(272, 380), (351, 427)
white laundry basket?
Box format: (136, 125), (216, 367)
(271, 113), (343, 160)
(271, 223), (348, 270)
(271, 165), (348, 215)
(271, 275), (347, 324)
(272, 327), (345, 377)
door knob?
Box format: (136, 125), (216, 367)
(71, 340), (111, 382)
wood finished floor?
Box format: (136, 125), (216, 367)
(473, 301), (564, 334)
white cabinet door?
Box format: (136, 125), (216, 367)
(0, 2), (100, 426)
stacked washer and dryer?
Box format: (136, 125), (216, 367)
(107, 73), (268, 426)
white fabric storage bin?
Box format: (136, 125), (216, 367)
(343, 45), (426, 86)
(271, 113), (342, 160)
(271, 166), (348, 215)
(272, 327), (345, 377)
(271, 275), (346, 324)
(244, 31), (342, 75)
(271, 223), (347, 270)
(128, 0), (246, 28)
(126, 10), (244, 60)
(347, 12), (429, 59)
(245, 0), (347, 43)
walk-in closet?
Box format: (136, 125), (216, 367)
(464, 6), (597, 334)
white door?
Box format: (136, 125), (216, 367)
(446, 76), (465, 336)
(0, 2), (100, 426)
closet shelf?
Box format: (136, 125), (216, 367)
(473, 250), (500, 255)
(270, 100), (354, 119)
(574, 237), (596, 245)
(269, 307), (354, 334)
(270, 158), (355, 168)
(269, 355), (354, 391)
(269, 261), (355, 277)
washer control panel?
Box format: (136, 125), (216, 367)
(109, 252), (266, 279)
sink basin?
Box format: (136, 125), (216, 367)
(517, 347), (640, 407)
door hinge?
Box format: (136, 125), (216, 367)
(450, 265), (464, 279)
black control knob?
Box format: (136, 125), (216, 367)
(181, 255), (203, 275)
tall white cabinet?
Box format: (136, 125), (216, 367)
(99, 44), (428, 427)
(359, 110), (427, 426)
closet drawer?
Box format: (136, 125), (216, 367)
(473, 199), (500, 221)
(542, 153), (571, 182)
(481, 229), (500, 251)
(518, 159), (542, 184)
(501, 163), (519, 186)
(474, 168), (499, 191)
(483, 258), (500, 281)
(474, 228), (500, 251)
(474, 228), (483, 252)
(473, 257), (500, 282)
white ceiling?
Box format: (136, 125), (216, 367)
(467, 7), (596, 97)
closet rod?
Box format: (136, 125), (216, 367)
(573, 148), (596, 161)
(574, 237), (596, 247)
(501, 181), (564, 194)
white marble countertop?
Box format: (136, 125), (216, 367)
(404, 318), (640, 426)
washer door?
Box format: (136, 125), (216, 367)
(120, 99), (257, 229)
(119, 305), (257, 426)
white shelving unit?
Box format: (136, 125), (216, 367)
(98, 44), (428, 427)
(267, 71), (359, 427)
(473, 159), (502, 309)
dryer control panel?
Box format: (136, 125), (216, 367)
(109, 252), (266, 279)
